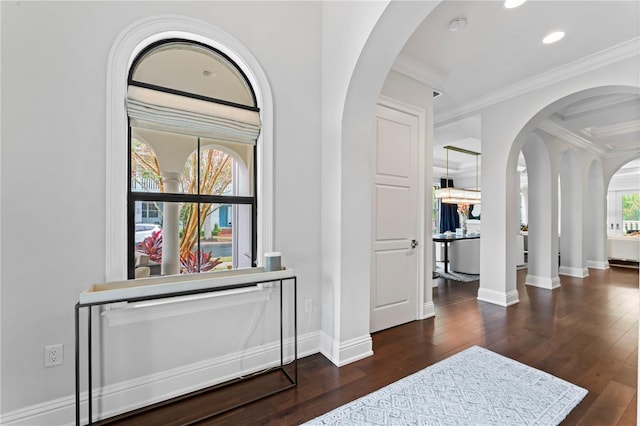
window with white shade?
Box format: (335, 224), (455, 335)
(127, 39), (260, 279)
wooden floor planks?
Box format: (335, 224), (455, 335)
(97, 266), (638, 426)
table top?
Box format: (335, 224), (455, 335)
(433, 233), (480, 242)
(79, 267), (295, 305)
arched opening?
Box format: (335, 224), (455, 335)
(605, 157), (640, 267)
(500, 86), (640, 299)
(328, 0), (639, 362)
(607, 158), (640, 236)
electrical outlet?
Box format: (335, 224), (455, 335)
(304, 299), (313, 313)
(45, 344), (63, 368)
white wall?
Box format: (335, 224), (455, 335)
(322, 0), (440, 366)
(319, 0), (389, 365)
(1, 1), (322, 421)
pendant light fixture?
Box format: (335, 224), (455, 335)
(435, 145), (481, 204)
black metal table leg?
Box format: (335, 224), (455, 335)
(88, 306), (92, 425)
(75, 304), (80, 426)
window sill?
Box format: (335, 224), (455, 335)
(101, 286), (273, 327)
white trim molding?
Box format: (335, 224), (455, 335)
(423, 301), (436, 319)
(538, 119), (608, 157)
(320, 332), (373, 367)
(477, 288), (520, 307)
(587, 260), (609, 270)
(559, 266), (590, 278)
(435, 36), (640, 124)
(525, 274), (561, 290)
(1, 332), (321, 426)
(106, 15), (274, 282)
(391, 52), (445, 89)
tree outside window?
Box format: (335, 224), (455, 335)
(132, 140), (245, 275)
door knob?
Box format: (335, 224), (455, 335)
(411, 239), (419, 249)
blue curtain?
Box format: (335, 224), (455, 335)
(469, 204), (480, 219)
(439, 178), (459, 233)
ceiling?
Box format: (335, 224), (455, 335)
(393, 1), (640, 182)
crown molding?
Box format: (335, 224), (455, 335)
(542, 120), (640, 160)
(435, 36), (640, 124)
(590, 119), (640, 138)
(560, 93), (637, 119)
(603, 146), (640, 159)
(537, 119), (609, 156)
(391, 52), (445, 89)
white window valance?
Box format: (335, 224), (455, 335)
(127, 85), (261, 145)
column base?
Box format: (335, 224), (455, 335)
(525, 274), (561, 289)
(320, 332), (373, 367)
(477, 288), (519, 307)
(587, 260), (609, 270)
(559, 266), (589, 278)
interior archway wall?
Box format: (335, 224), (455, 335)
(320, 1), (440, 366)
(604, 155), (640, 188)
(481, 80), (640, 306)
(328, 0), (639, 364)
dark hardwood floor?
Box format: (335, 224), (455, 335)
(99, 267), (638, 425)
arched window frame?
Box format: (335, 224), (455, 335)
(106, 17), (273, 282)
(126, 38), (259, 279)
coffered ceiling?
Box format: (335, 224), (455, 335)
(393, 1), (640, 180)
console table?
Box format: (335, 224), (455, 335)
(75, 267), (297, 425)
(433, 233), (480, 273)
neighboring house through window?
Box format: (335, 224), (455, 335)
(126, 39), (260, 279)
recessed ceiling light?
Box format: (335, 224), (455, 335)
(202, 70), (216, 77)
(543, 31), (565, 44)
(504, 0), (527, 8)
(449, 17), (468, 32)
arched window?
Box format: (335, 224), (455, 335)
(127, 39), (259, 279)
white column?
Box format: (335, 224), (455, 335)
(522, 135), (560, 289)
(477, 114), (520, 307)
(203, 211), (212, 240)
(520, 181), (529, 226)
(559, 152), (588, 278)
(161, 172), (181, 275)
(586, 162), (608, 269)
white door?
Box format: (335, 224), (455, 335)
(370, 103), (419, 333)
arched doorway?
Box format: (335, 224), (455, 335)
(500, 86), (640, 299)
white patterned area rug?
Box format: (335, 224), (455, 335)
(303, 346), (587, 426)
(435, 266), (479, 283)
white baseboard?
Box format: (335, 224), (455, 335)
(320, 332), (373, 367)
(477, 288), (520, 307)
(422, 301), (435, 319)
(525, 274), (561, 290)
(1, 331), (322, 426)
(559, 266), (589, 278)
(587, 260), (609, 270)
